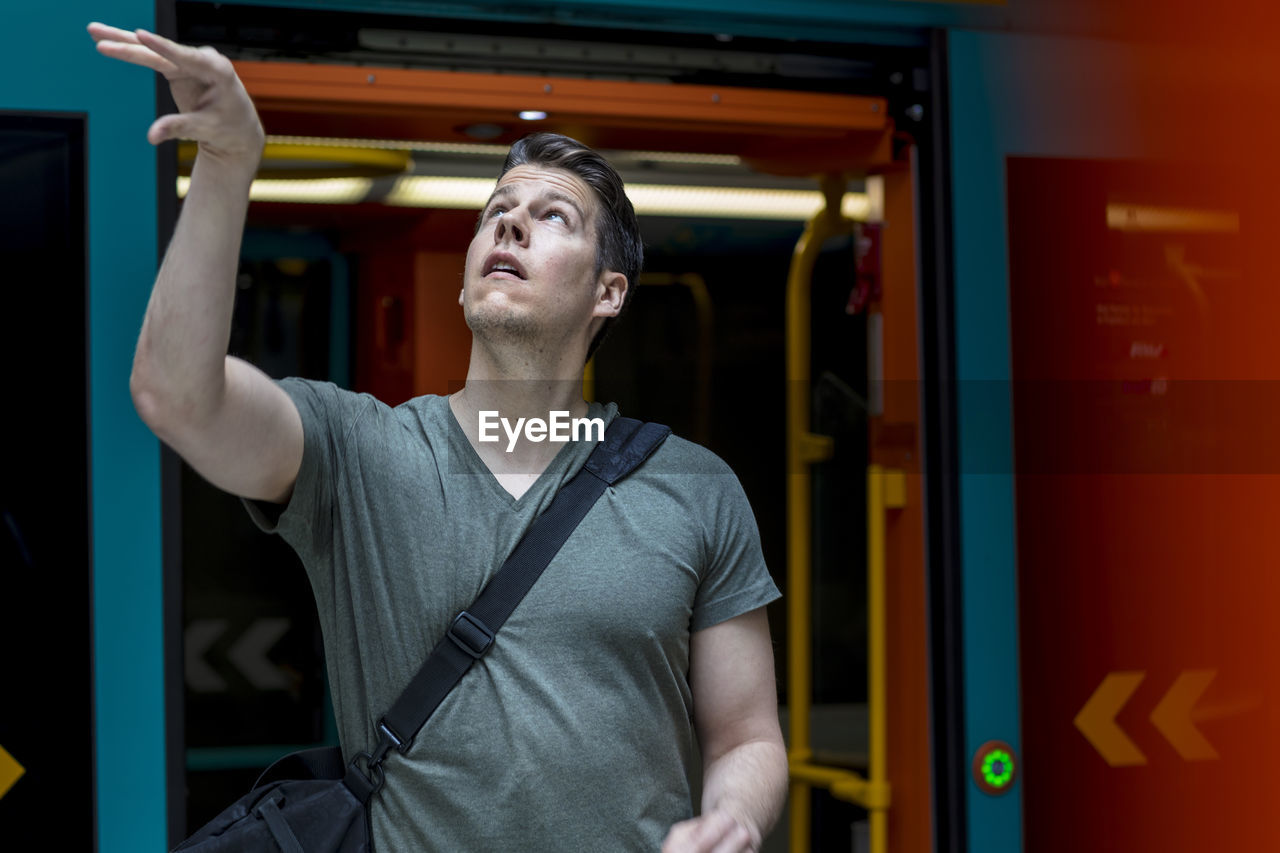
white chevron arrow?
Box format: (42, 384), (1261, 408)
(184, 618), (229, 693)
(1149, 669), (1219, 761)
(227, 618), (292, 691)
(1074, 671), (1147, 766)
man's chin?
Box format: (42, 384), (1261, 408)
(466, 308), (538, 344)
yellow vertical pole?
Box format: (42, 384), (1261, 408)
(786, 206), (817, 853)
(786, 178), (901, 853)
(786, 176), (850, 853)
(867, 466), (889, 853)
(786, 216), (815, 853)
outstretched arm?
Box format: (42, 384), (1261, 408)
(663, 608), (789, 853)
(89, 23), (302, 503)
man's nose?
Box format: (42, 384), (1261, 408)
(495, 210), (528, 245)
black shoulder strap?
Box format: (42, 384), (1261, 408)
(355, 416), (670, 792)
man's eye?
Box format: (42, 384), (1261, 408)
(545, 210), (566, 223)
(488, 207), (506, 218)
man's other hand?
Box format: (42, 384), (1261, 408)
(662, 809), (761, 853)
(87, 22), (264, 169)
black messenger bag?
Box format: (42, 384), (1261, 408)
(172, 417), (670, 853)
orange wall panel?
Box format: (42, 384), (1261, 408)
(355, 250), (415, 406)
(871, 162), (933, 853)
(413, 251), (471, 397)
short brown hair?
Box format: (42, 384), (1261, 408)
(497, 133), (643, 360)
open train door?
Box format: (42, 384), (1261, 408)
(151, 7), (947, 850)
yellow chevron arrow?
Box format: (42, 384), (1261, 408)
(1150, 670), (1219, 761)
(1074, 671), (1147, 766)
(0, 744), (24, 800)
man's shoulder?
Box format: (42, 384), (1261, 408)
(277, 376), (378, 411)
(628, 428), (738, 480)
(279, 378), (446, 410)
(280, 379), (452, 443)
(388, 393), (455, 443)
(393, 392), (449, 417)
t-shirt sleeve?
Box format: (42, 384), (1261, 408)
(690, 462), (781, 633)
(241, 377), (374, 558)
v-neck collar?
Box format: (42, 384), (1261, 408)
(441, 396), (618, 511)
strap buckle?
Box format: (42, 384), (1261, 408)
(373, 721), (408, 760)
(447, 610), (495, 659)
(347, 722), (405, 800)
(347, 750), (386, 799)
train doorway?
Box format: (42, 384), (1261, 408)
(163, 8), (941, 850)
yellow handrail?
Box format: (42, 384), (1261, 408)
(866, 465), (905, 851)
(786, 176), (900, 852)
(785, 174), (851, 852)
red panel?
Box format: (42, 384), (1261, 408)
(350, 214), (475, 405)
(1008, 158), (1280, 850)
(412, 250), (471, 398)
(355, 250), (415, 406)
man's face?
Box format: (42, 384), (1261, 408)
(461, 164), (608, 351)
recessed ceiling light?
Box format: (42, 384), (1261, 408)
(518, 110), (548, 121)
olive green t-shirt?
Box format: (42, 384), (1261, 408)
(245, 380), (780, 852)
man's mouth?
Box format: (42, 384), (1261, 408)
(483, 254), (527, 280)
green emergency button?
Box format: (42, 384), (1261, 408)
(972, 740), (1017, 795)
(982, 749), (1014, 786)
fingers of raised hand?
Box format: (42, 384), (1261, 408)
(88, 24), (232, 82)
(147, 113), (196, 147)
(134, 29), (216, 71)
(89, 23), (180, 77)
(140, 32), (239, 89)
(87, 22), (141, 45)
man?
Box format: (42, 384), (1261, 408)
(90, 22), (787, 852)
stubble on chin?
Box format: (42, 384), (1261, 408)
(465, 303), (539, 345)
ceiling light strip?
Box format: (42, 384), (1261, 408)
(383, 176), (868, 221)
(176, 176), (375, 204)
(178, 175), (869, 221)
(384, 176), (493, 209)
(626, 183), (869, 221)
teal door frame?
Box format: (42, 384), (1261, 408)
(7, 3), (165, 851)
(947, 28), (1164, 853)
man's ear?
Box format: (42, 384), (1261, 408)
(594, 270), (628, 318)
(458, 287), (464, 307)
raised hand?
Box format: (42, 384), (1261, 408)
(87, 22), (264, 169)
